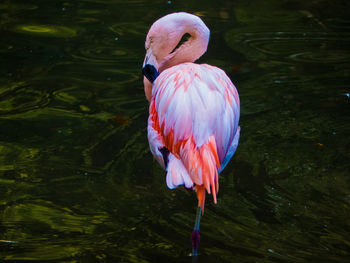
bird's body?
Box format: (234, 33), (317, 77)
(142, 12), (240, 255)
(148, 62), (240, 209)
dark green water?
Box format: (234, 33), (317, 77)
(1, 0), (350, 262)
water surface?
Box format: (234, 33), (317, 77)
(1, 0), (350, 262)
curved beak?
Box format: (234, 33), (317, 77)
(142, 50), (159, 83)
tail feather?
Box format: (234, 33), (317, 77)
(195, 185), (206, 212)
(180, 135), (220, 211)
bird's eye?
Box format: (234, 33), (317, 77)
(170, 33), (191, 54)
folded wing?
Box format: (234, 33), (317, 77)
(147, 63), (240, 209)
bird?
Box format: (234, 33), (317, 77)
(142, 12), (240, 256)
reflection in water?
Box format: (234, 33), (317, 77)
(15, 25), (77, 38)
(0, 0), (349, 262)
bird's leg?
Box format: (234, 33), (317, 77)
(191, 206), (201, 257)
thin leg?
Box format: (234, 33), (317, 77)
(191, 206), (202, 257)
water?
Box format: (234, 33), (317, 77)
(1, 0), (349, 262)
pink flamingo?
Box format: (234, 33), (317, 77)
(142, 12), (240, 256)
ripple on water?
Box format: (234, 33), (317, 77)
(289, 49), (350, 63)
(109, 23), (148, 37)
(14, 25), (76, 38)
(234, 7), (305, 24)
(225, 30), (350, 64)
(69, 45), (127, 64)
(0, 82), (50, 116)
(0, 143), (40, 174)
(67, 39), (138, 65)
(0, 3), (37, 11)
(62, 21), (145, 64)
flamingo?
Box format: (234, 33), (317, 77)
(142, 12), (240, 256)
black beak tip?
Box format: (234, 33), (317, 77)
(142, 64), (159, 83)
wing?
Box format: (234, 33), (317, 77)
(148, 62), (240, 207)
(147, 114), (167, 170)
(148, 106), (194, 189)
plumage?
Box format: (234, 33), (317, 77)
(147, 63), (240, 209)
